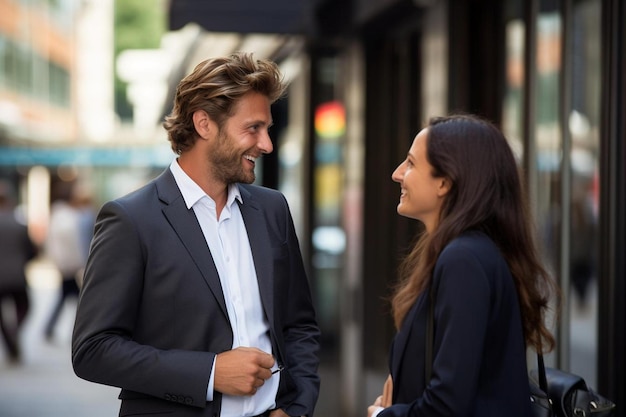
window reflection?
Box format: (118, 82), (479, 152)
(311, 57), (345, 358)
(502, 15), (525, 162)
(568, 0), (601, 389)
(504, 0), (602, 386)
(534, 10), (562, 287)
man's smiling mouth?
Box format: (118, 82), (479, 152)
(244, 155), (256, 165)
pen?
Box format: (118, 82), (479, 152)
(271, 365), (284, 375)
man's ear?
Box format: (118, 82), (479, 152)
(437, 177), (452, 197)
(192, 110), (212, 139)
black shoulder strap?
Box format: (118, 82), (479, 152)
(425, 281), (436, 384)
(537, 352), (548, 392)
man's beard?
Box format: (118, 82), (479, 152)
(209, 133), (256, 185)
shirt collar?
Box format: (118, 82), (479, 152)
(169, 159), (242, 209)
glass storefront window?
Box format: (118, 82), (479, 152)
(533, 9), (562, 289)
(567, 0), (601, 389)
(525, 4), (563, 371)
(503, 8), (525, 162)
(504, 0), (602, 384)
(311, 56), (345, 357)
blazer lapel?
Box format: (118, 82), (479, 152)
(238, 187), (275, 327)
(155, 169), (229, 319)
(391, 291), (427, 388)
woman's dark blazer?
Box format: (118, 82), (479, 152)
(71, 168), (320, 417)
(380, 231), (531, 417)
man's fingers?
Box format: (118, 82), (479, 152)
(214, 347), (276, 396)
(235, 347), (275, 369)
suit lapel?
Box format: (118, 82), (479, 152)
(155, 169), (229, 319)
(391, 291), (426, 388)
(238, 186), (275, 327)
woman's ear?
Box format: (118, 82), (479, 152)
(192, 110), (212, 139)
(437, 177), (452, 197)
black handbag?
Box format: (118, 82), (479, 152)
(529, 353), (616, 417)
(426, 284), (616, 417)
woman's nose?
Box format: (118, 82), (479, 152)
(391, 164), (403, 183)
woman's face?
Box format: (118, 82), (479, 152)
(391, 128), (449, 232)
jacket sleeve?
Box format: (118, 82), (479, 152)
(71, 200), (213, 408)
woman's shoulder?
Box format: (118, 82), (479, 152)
(440, 230), (499, 260)
(435, 231), (513, 296)
(437, 231), (509, 277)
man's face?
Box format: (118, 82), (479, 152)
(208, 92), (274, 185)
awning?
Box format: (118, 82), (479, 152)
(168, 0), (314, 35)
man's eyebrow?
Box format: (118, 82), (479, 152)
(246, 119), (273, 127)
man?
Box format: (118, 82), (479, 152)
(0, 180), (38, 363)
(72, 53), (320, 417)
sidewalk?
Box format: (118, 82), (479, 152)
(0, 259), (120, 417)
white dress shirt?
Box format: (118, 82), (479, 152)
(170, 160), (279, 417)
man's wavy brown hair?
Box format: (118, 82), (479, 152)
(391, 114), (558, 354)
(163, 52), (287, 154)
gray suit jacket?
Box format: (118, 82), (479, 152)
(72, 168), (320, 417)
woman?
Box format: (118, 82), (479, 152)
(368, 114), (557, 417)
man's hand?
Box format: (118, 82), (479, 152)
(214, 347), (275, 396)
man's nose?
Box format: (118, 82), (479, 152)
(259, 130), (274, 154)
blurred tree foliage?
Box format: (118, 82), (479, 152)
(114, 0), (166, 120)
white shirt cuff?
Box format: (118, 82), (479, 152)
(371, 406), (384, 417)
(206, 356), (216, 401)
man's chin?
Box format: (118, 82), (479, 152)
(240, 174), (256, 184)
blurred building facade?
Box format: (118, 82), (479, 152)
(1, 0), (81, 243)
(0, 0), (76, 145)
(0, 0), (171, 242)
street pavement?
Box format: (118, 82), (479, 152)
(0, 259), (120, 417)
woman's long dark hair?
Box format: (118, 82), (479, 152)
(391, 114), (557, 353)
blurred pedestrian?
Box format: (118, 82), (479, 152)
(368, 115), (557, 417)
(0, 180), (38, 363)
(72, 52), (320, 417)
(44, 182), (89, 341)
(569, 175), (596, 309)
(72, 186), (96, 289)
